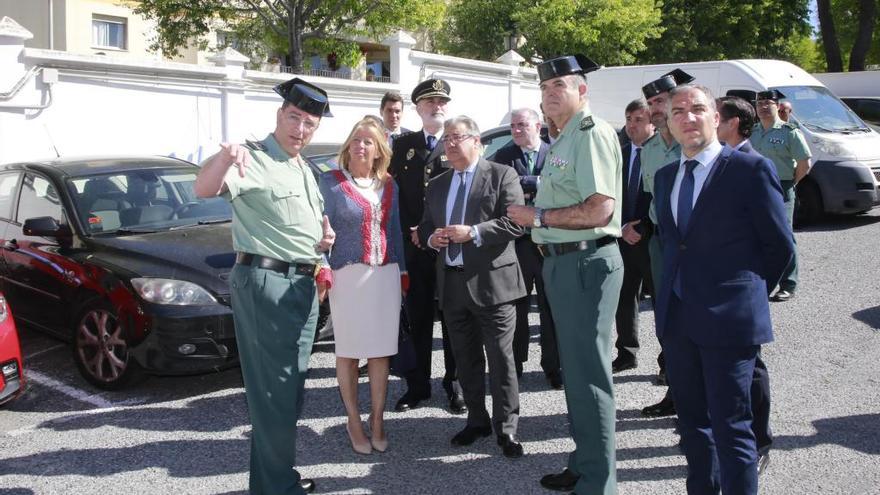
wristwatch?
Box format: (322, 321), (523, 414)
(533, 207), (544, 228)
(468, 225), (478, 240)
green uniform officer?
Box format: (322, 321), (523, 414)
(508, 54), (623, 495)
(194, 78), (334, 495)
(752, 89), (811, 302)
(638, 70), (694, 419)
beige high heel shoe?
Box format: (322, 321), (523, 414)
(367, 415), (388, 453)
(346, 421), (372, 455)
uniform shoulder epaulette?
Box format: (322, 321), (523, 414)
(782, 121), (800, 130)
(642, 132), (659, 145)
(244, 139), (267, 151)
(579, 116), (595, 131)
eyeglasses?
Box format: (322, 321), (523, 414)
(441, 134), (477, 144)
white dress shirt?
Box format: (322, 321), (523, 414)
(670, 140), (724, 226)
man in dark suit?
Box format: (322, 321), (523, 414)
(380, 91), (411, 147)
(653, 84), (794, 494)
(419, 115), (527, 458)
(717, 95), (777, 473)
(613, 98), (655, 373)
(390, 79), (464, 414)
(489, 107), (561, 389)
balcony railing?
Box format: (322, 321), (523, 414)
(277, 66), (391, 83)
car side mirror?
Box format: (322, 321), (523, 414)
(23, 216), (73, 239)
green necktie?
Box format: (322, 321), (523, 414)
(525, 151), (536, 174)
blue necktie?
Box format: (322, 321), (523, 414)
(676, 159), (699, 236)
(447, 172), (467, 261)
(426, 135), (437, 151)
(625, 148), (642, 221)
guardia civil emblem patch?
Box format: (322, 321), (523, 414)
(579, 117), (595, 131)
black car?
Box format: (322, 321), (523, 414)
(0, 156), (242, 389)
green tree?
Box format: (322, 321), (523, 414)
(639, 0), (812, 65)
(133, 0), (445, 72)
(817, 0), (879, 72)
(437, 0), (663, 66)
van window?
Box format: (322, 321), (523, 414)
(777, 85), (871, 133)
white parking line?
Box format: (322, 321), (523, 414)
(24, 369), (117, 409)
(24, 343), (65, 360)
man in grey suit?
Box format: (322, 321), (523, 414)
(419, 115), (527, 458)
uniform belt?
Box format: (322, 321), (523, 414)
(444, 265), (465, 272)
(537, 236), (615, 257)
(235, 252), (319, 278)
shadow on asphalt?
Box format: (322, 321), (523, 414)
(795, 212), (880, 233)
(774, 413), (880, 455)
(852, 305), (880, 330)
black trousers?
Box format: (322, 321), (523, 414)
(614, 238), (654, 361)
(403, 243), (457, 399)
(752, 351), (773, 455)
(513, 237), (560, 375)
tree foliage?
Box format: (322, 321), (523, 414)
(817, 0), (879, 72)
(639, 0), (812, 65)
(133, 0), (445, 71)
(436, 0), (663, 66)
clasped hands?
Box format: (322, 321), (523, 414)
(427, 225), (472, 249)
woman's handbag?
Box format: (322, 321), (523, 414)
(390, 301), (417, 377)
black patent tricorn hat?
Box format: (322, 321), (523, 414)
(411, 78), (451, 103)
(537, 55), (600, 83)
(756, 89), (785, 102)
(273, 78), (332, 117)
(641, 69), (695, 99)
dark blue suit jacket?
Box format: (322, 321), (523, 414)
(621, 142), (653, 226)
(489, 141), (548, 196)
(653, 146), (794, 347)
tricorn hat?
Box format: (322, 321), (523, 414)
(411, 78), (451, 104)
(755, 89), (785, 102)
(641, 69), (695, 99)
(273, 78), (332, 117)
(537, 55), (600, 83)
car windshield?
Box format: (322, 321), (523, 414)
(67, 167), (231, 235)
(777, 85), (872, 133)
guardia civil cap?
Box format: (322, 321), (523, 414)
(756, 89), (785, 102)
(411, 79), (451, 103)
(273, 78), (332, 117)
(537, 55), (600, 83)
(641, 69), (695, 99)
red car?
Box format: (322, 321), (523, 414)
(0, 293), (25, 405)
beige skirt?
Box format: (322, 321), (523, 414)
(329, 263), (400, 358)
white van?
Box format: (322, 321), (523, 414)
(813, 71), (880, 132)
(586, 59), (880, 222)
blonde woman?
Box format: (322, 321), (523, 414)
(319, 117), (408, 454)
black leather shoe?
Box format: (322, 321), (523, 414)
(450, 425), (492, 446)
(612, 355), (637, 373)
(394, 392), (428, 412)
(497, 434), (524, 458)
(546, 371), (563, 390)
(449, 393), (467, 415)
(757, 452), (770, 475)
(641, 396), (676, 417)
(539, 468), (579, 492)
(770, 289), (794, 302)
(300, 478), (316, 493)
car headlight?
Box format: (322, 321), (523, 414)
(130, 278), (217, 305)
(812, 136), (856, 159)
(0, 296), (7, 323)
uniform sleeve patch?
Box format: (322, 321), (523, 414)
(579, 116), (595, 131)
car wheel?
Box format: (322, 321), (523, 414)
(72, 301), (141, 390)
(795, 180), (824, 227)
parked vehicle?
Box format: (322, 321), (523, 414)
(583, 60), (880, 223)
(840, 98), (880, 133)
(0, 292), (25, 405)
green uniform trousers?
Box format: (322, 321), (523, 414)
(230, 263), (318, 495)
(543, 242), (624, 495)
(779, 181), (798, 292)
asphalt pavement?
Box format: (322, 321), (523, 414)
(1, 210), (879, 494)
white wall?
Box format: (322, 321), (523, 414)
(0, 22), (543, 165)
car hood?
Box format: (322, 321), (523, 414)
(85, 224), (235, 294)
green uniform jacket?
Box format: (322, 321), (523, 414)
(751, 119), (811, 181)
